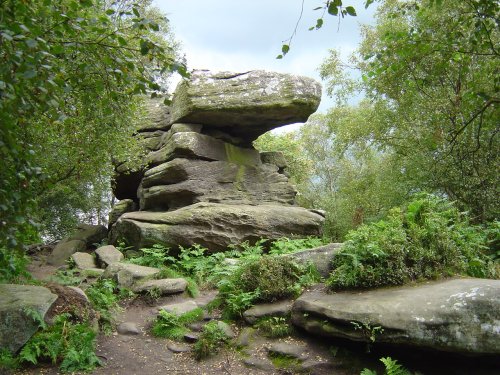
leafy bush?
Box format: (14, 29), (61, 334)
(193, 321), (229, 360)
(268, 236), (325, 255)
(216, 255), (318, 319)
(85, 279), (124, 334)
(18, 313), (100, 373)
(127, 244), (170, 268)
(0, 247), (30, 283)
(327, 194), (497, 290)
(151, 308), (204, 340)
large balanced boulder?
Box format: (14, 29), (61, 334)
(170, 70), (322, 143)
(0, 284), (58, 353)
(291, 279), (500, 355)
(110, 202), (324, 252)
(139, 159), (296, 210)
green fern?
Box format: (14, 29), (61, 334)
(380, 357), (411, 375)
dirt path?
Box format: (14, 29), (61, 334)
(18, 256), (359, 375)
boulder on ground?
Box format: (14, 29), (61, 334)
(47, 239), (86, 266)
(108, 199), (137, 228)
(95, 245), (124, 268)
(291, 279), (500, 355)
(71, 252), (97, 270)
(133, 278), (188, 295)
(110, 202), (324, 252)
(243, 300), (293, 325)
(283, 243), (343, 278)
(139, 159), (296, 210)
(147, 132), (261, 168)
(170, 70), (321, 142)
(160, 300), (199, 316)
(102, 262), (160, 288)
(0, 284), (57, 353)
(67, 223), (108, 246)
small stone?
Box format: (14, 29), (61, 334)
(117, 322), (140, 335)
(167, 343), (191, 353)
(243, 357), (275, 371)
(243, 300), (293, 324)
(267, 342), (309, 361)
(184, 332), (199, 343)
(216, 321), (235, 339)
(159, 300), (198, 316)
(187, 322), (205, 332)
(236, 327), (255, 347)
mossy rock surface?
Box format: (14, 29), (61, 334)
(170, 70), (321, 142)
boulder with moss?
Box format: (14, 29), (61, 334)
(291, 279), (500, 355)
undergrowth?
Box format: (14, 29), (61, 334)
(360, 356), (412, 375)
(328, 194), (498, 290)
(151, 308), (204, 340)
(254, 316), (293, 338)
(193, 321), (230, 360)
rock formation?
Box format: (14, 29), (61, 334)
(110, 70), (324, 252)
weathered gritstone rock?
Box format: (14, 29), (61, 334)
(108, 199), (137, 228)
(171, 70), (321, 142)
(283, 243), (343, 278)
(67, 223), (108, 246)
(47, 239), (86, 266)
(137, 96), (171, 132)
(139, 159), (296, 210)
(71, 252), (97, 270)
(243, 300), (294, 324)
(0, 284), (58, 353)
(133, 278), (188, 295)
(95, 245), (124, 268)
(292, 279), (500, 355)
(102, 262), (160, 288)
(110, 202), (324, 252)
(112, 162), (145, 201)
(160, 300), (199, 316)
(147, 132), (261, 167)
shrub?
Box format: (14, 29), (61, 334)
(151, 308), (204, 340)
(85, 279), (124, 334)
(327, 194), (497, 290)
(268, 236), (325, 255)
(254, 316), (292, 338)
(127, 244), (170, 268)
(19, 313), (101, 373)
(193, 321), (229, 360)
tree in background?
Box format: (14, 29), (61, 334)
(320, 0), (498, 222)
(0, 0), (185, 279)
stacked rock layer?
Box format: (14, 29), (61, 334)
(110, 70), (324, 252)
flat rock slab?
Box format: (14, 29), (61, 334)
(110, 202), (324, 252)
(283, 243), (343, 278)
(140, 158), (295, 210)
(171, 70), (321, 142)
(102, 262), (160, 288)
(133, 278), (187, 295)
(71, 252), (97, 270)
(160, 300), (199, 316)
(108, 199), (137, 228)
(243, 300), (293, 324)
(0, 284), (58, 353)
(267, 342), (309, 361)
(95, 245), (124, 267)
(167, 342), (191, 353)
(147, 132), (261, 168)
(47, 239), (86, 266)
(243, 357), (275, 372)
(292, 278), (500, 355)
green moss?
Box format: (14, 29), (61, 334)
(224, 143), (257, 166)
(269, 353), (302, 371)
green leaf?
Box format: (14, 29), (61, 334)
(276, 54), (283, 59)
(328, 4), (339, 16)
(23, 70), (37, 79)
(345, 6), (357, 16)
(132, 8), (140, 17)
(281, 44), (290, 55)
(316, 18), (324, 29)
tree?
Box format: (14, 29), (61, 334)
(0, 0), (185, 277)
(320, 0), (499, 222)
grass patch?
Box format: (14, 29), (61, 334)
(327, 194), (497, 290)
(151, 308), (204, 340)
(268, 352), (302, 371)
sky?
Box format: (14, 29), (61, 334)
(154, 0), (376, 128)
